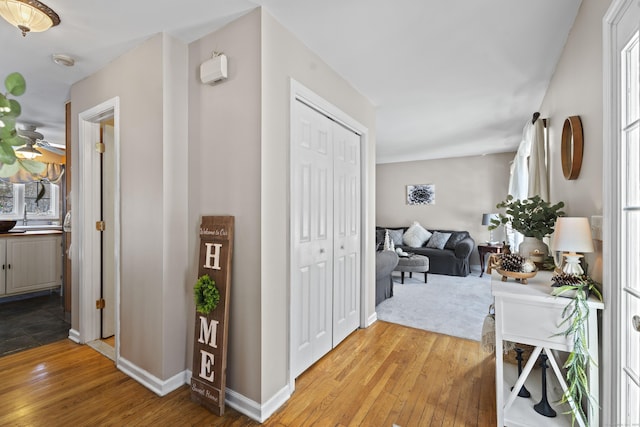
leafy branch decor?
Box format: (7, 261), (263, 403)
(194, 274), (220, 315)
(489, 195), (565, 240)
(0, 72), (46, 177)
(551, 274), (602, 426)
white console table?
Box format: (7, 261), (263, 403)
(492, 270), (603, 427)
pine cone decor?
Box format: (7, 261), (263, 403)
(551, 273), (591, 288)
(499, 253), (526, 272)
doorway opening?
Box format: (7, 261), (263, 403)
(76, 97), (120, 363)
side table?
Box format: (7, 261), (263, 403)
(492, 270), (603, 427)
(478, 243), (503, 277)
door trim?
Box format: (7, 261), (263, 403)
(603, 0), (634, 424)
(76, 97), (121, 363)
(288, 79), (370, 391)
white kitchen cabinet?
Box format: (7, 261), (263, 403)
(0, 232), (62, 297)
(492, 270), (604, 427)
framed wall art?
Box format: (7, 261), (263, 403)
(407, 184), (435, 205)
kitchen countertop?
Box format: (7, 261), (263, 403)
(0, 229), (62, 237)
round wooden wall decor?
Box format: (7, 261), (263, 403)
(561, 116), (583, 180)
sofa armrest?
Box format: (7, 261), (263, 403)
(454, 237), (475, 259)
(376, 250), (399, 277)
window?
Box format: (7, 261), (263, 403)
(0, 181), (60, 221)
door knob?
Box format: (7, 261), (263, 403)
(320, 248), (325, 254)
(340, 245), (344, 249)
(633, 315), (640, 332)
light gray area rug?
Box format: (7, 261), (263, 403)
(376, 266), (492, 341)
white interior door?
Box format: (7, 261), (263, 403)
(620, 22), (640, 425)
(102, 124), (115, 338)
(332, 124), (361, 346)
(291, 100), (334, 378)
(291, 98), (362, 378)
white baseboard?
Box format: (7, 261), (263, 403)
(227, 384), (290, 423)
(367, 311), (378, 326)
(185, 370), (290, 423)
(68, 328), (81, 343)
(118, 356), (187, 397)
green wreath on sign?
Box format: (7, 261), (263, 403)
(194, 274), (220, 314)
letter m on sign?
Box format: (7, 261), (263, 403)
(198, 316), (218, 348)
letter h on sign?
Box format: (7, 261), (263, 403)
(204, 243), (222, 270)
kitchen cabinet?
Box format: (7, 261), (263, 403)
(0, 231), (62, 297)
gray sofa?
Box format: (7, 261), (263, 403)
(376, 250), (398, 305)
(377, 226), (474, 277)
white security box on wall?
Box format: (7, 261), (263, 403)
(200, 54), (228, 84)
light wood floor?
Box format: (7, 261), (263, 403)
(0, 321), (496, 426)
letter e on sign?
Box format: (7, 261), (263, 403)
(199, 349), (215, 382)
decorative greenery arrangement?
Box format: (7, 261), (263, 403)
(0, 72), (46, 177)
(552, 274), (602, 426)
(194, 274), (220, 315)
(489, 195), (565, 240)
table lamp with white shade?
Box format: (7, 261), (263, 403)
(551, 217), (594, 275)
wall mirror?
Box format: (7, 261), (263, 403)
(561, 115), (583, 180)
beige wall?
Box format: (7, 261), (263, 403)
(376, 152), (514, 265)
(187, 7), (376, 406)
(71, 34), (191, 379)
(188, 10), (262, 402)
(540, 0), (612, 217)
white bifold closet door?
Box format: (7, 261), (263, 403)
(291, 99), (361, 379)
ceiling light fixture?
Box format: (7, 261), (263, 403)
(0, 0), (60, 37)
(52, 53), (74, 67)
(16, 144), (42, 159)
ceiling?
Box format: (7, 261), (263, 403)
(0, 0), (581, 163)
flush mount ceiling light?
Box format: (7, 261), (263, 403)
(16, 144), (42, 159)
(0, 0), (60, 37)
(52, 53), (74, 67)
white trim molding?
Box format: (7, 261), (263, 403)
(184, 370), (290, 423)
(68, 328), (80, 343)
(117, 357), (187, 397)
(76, 97), (121, 361)
(367, 311), (378, 327)
(226, 385), (290, 423)
(602, 1), (636, 424)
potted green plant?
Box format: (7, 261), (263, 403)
(0, 72), (46, 177)
(551, 273), (602, 427)
(489, 195), (565, 257)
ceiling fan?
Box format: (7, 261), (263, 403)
(16, 124), (65, 158)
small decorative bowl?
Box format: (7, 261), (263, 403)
(0, 220), (17, 233)
(496, 268), (537, 284)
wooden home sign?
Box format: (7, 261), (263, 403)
(191, 216), (234, 416)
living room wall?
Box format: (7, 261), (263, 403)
(539, 0), (611, 217)
(376, 152), (514, 265)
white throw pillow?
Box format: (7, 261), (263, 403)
(402, 221), (432, 247)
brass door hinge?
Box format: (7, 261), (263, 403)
(96, 221), (105, 231)
(96, 298), (105, 309)
(95, 142), (105, 153)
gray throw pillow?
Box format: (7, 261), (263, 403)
(386, 228), (404, 246)
(444, 231), (468, 250)
(376, 229), (386, 248)
(426, 231), (452, 250)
